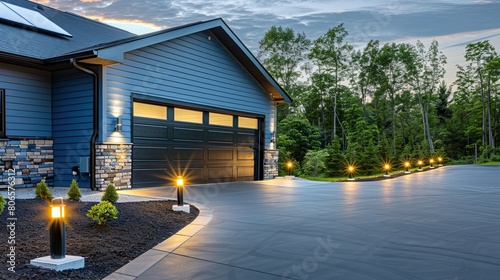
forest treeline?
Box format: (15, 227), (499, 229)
(257, 24), (500, 177)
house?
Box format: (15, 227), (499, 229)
(0, 0), (290, 189)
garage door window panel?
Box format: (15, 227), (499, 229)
(174, 108), (203, 124)
(133, 102), (167, 120)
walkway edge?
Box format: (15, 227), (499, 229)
(103, 199), (213, 280)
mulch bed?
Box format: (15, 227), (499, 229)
(0, 199), (198, 280)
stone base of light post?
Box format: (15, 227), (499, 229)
(173, 204), (190, 213)
(383, 174), (391, 178)
(30, 255), (84, 271)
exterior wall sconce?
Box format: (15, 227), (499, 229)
(114, 117), (122, 132)
(270, 131), (276, 143)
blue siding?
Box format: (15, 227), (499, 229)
(52, 69), (93, 188)
(0, 63), (52, 137)
(105, 31), (275, 147)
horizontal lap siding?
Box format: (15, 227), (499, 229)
(52, 69), (93, 188)
(105, 31), (274, 146)
(0, 63), (52, 137)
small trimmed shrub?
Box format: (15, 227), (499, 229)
(101, 183), (118, 204)
(67, 179), (81, 201)
(0, 194), (5, 214)
(35, 180), (53, 201)
(86, 201), (118, 225)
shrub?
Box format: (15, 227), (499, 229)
(101, 183), (118, 204)
(35, 180), (53, 201)
(86, 201), (118, 225)
(67, 179), (82, 201)
(0, 194), (5, 215)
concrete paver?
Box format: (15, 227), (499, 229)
(117, 165), (500, 279)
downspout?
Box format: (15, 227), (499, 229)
(71, 58), (98, 191)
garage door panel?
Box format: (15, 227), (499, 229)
(173, 147), (204, 161)
(133, 169), (169, 184)
(173, 127), (204, 142)
(237, 132), (255, 145)
(208, 148), (233, 160)
(133, 147), (167, 160)
(208, 130), (234, 144)
(133, 160), (169, 169)
(184, 168), (204, 181)
(237, 166), (254, 177)
(134, 124), (168, 139)
(208, 166), (233, 179)
(237, 149), (254, 160)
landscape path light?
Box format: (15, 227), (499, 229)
(30, 197), (84, 271)
(287, 162), (293, 176)
(50, 197), (66, 259)
(417, 160), (424, 171)
(347, 165), (355, 181)
(384, 164), (391, 177)
(404, 161), (411, 174)
(430, 158), (435, 169)
(173, 176), (190, 213)
(438, 156), (443, 166)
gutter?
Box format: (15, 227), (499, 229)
(70, 58), (98, 191)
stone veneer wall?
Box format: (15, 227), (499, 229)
(95, 143), (132, 190)
(0, 139), (54, 188)
(263, 149), (279, 179)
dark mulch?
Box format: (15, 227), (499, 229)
(0, 199), (198, 280)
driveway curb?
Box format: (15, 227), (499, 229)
(103, 199), (213, 280)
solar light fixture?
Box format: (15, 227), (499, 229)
(438, 156), (443, 166)
(429, 158), (435, 169)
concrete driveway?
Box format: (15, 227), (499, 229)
(115, 165), (500, 279)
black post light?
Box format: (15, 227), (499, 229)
(50, 197), (66, 259)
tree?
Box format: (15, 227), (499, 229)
(276, 116), (321, 164)
(258, 26), (311, 120)
(308, 24), (353, 144)
(303, 149), (329, 177)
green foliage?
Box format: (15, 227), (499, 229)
(0, 194), (5, 215)
(86, 201), (118, 225)
(35, 180), (53, 201)
(303, 149), (329, 177)
(67, 179), (81, 201)
(101, 183), (119, 204)
(259, 25), (499, 177)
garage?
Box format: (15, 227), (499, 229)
(132, 101), (263, 187)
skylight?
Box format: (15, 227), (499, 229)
(0, 1), (72, 37)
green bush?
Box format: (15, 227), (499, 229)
(101, 183), (118, 204)
(86, 201), (118, 225)
(0, 194), (6, 215)
(35, 180), (53, 201)
(67, 179), (81, 201)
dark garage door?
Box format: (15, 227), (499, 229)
(132, 102), (261, 187)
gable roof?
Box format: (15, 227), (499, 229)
(0, 1), (291, 104)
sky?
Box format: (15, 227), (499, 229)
(34, 0), (500, 85)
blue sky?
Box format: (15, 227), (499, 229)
(35, 0), (500, 84)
